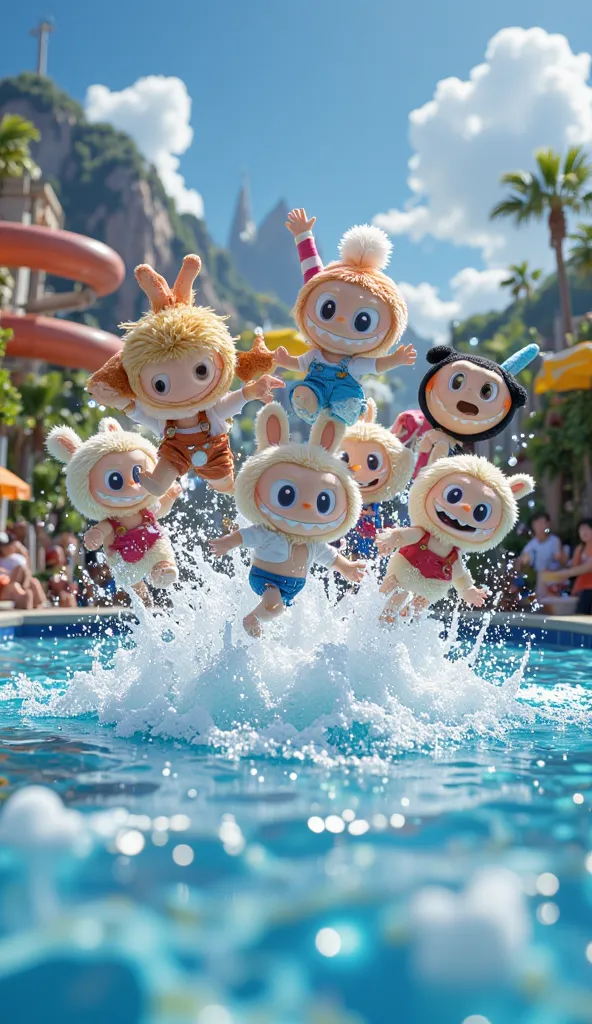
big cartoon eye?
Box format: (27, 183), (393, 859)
(132, 465), (142, 484)
(480, 380), (499, 402)
(367, 451), (384, 472)
(473, 502), (492, 523)
(341, 451), (350, 464)
(104, 470), (124, 491)
(194, 358), (215, 381)
(151, 373), (171, 396)
(317, 490), (336, 515)
(443, 484), (463, 504)
(270, 479), (298, 508)
(315, 292), (338, 321)
(449, 372), (466, 392)
(352, 307), (380, 334)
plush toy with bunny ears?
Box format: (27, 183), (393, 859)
(46, 418), (180, 593)
(87, 254), (283, 499)
(273, 209), (416, 427)
(209, 401), (366, 637)
(375, 452), (535, 621)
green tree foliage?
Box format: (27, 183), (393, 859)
(569, 223), (592, 280)
(0, 113), (40, 178)
(0, 328), (22, 427)
(491, 146), (592, 339)
(527, 391), (592, 529)
(500, 261), (542, 303)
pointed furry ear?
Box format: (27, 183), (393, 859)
(360, 398), (377, 424)
(172, 254), (201, 305)
(46, 425), (82, 464)
(255, 401), (290, 450)
(310, 414), (345, 454)
(508, 473), (535, 500)
(135, 263), (174, 312)
(98, 417), (123, 434)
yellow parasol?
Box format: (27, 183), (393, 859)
(534, 342), (592, 395)
(0, 467), (31, 501)
(242, 328), (309, 357)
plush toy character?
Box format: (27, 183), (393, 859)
(391, 408), (432, 480)
(376, 452), (534, 620)
(340, 399), (414, 559)
(417, 344), (540, 463)
(46, 418), (180, 595)
(271, 208), (416, 427)
(209, 402), (366, 636)
(87, 255), (282, 497)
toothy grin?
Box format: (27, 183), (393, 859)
(433, 393), (502, 428)
(96, 491), (143, 505)
(434, 502), (494, 538)
(260, 502), (347, 532)
(306, 316), (386, 349)
(357, 478), (380, 489)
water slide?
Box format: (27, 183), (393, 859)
(0, 222), (125, 372)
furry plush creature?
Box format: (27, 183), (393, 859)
(272, 209), (416, 427)
(87, 256), (282, 497)
(46, 418), (179, 592)
(210, 402), (365, 636)
(376, 452), (534, 618)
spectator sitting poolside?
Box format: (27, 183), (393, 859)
(517, 511), (569, 603)
(0, 532), (46, 608)
(543, 518), (592, 615)
(45, 545), (79, 609)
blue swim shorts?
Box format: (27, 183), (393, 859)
(249, 566), (307, 607)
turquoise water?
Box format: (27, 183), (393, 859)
(0, 567), (591, 1024)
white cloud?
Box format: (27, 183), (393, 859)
(400, 267), (509, 342)
(85, 76), (203, 218)
(377, 27), (592, 340)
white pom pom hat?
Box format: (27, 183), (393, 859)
(293, 223), (407, 357)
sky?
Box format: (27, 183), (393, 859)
(4, 0), (592, 339)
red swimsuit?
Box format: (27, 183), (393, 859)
(107, 509), (163, 565)
(399, 531), (459, 581)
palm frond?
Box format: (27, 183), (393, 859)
(535, 148), (561, 191)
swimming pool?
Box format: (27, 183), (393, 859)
(0, 569), (591, 1024)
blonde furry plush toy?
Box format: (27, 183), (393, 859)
(210, 402), (365, 636)
(376, 453), (534, 619)
(87, 255), (282, 498)
(340, 398), (414, 558)
(272, 208), (416, 427)
(46, 418), (180, 595)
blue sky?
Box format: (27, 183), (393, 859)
(4, 1), (592, 337)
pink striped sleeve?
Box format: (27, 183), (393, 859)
(294, 230), (323, 283)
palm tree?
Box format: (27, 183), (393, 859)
(500, 260), (542, 304)
(569, 223), (592, 279)
(0, 114), (40, 180)
(491, 146), (592, 341)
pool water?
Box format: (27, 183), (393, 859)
(0, 567), (591, 1024)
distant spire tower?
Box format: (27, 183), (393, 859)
(30, 19), (54, 77)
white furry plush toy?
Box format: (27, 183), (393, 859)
(340, 398), (414, 558)
(209, 401), (366, 637)
(271, 208), (416, 427)
(376, 452), (534, 620)
(46, 418), (180, 596)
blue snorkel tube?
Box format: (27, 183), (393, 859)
(500, 343), (540, 376)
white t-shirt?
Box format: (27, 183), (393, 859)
(522, 534), (562, 573)
(0, 552), (27, 573)
(240, 524), (338, 572)
(297, 349), (377, 381)
(129, 389), (247, 439)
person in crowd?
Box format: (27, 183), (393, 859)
(0, 532), (45, 608)
(45, 545), (78, 608)
(543, 518), (592, 615)
(516, 511), (569, 603)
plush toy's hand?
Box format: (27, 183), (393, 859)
(392, 343), (417, 367)
(209, 535), (235, 557)
(87, 382), (131, 410)
(419, 429), (450, 454)
(286, 207), (316, 236)
(84, 526), (104, 551)
(376, 529), (400, 556)
(243, 374), (285, 404)
(464, 585), (487, 608)
(340, 558), (366, 583)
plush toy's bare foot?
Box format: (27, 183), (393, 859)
(292, 385), (319, 424)
(380, 587), (409, 624)
(133, 581), (152, 607)
(207, 473), (234, 494)
(243, 611), (262, 637)
(140, 459), (178, 497)
(150, 560), (178, 588)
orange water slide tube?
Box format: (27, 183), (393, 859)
(0, 222), (125, 372)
